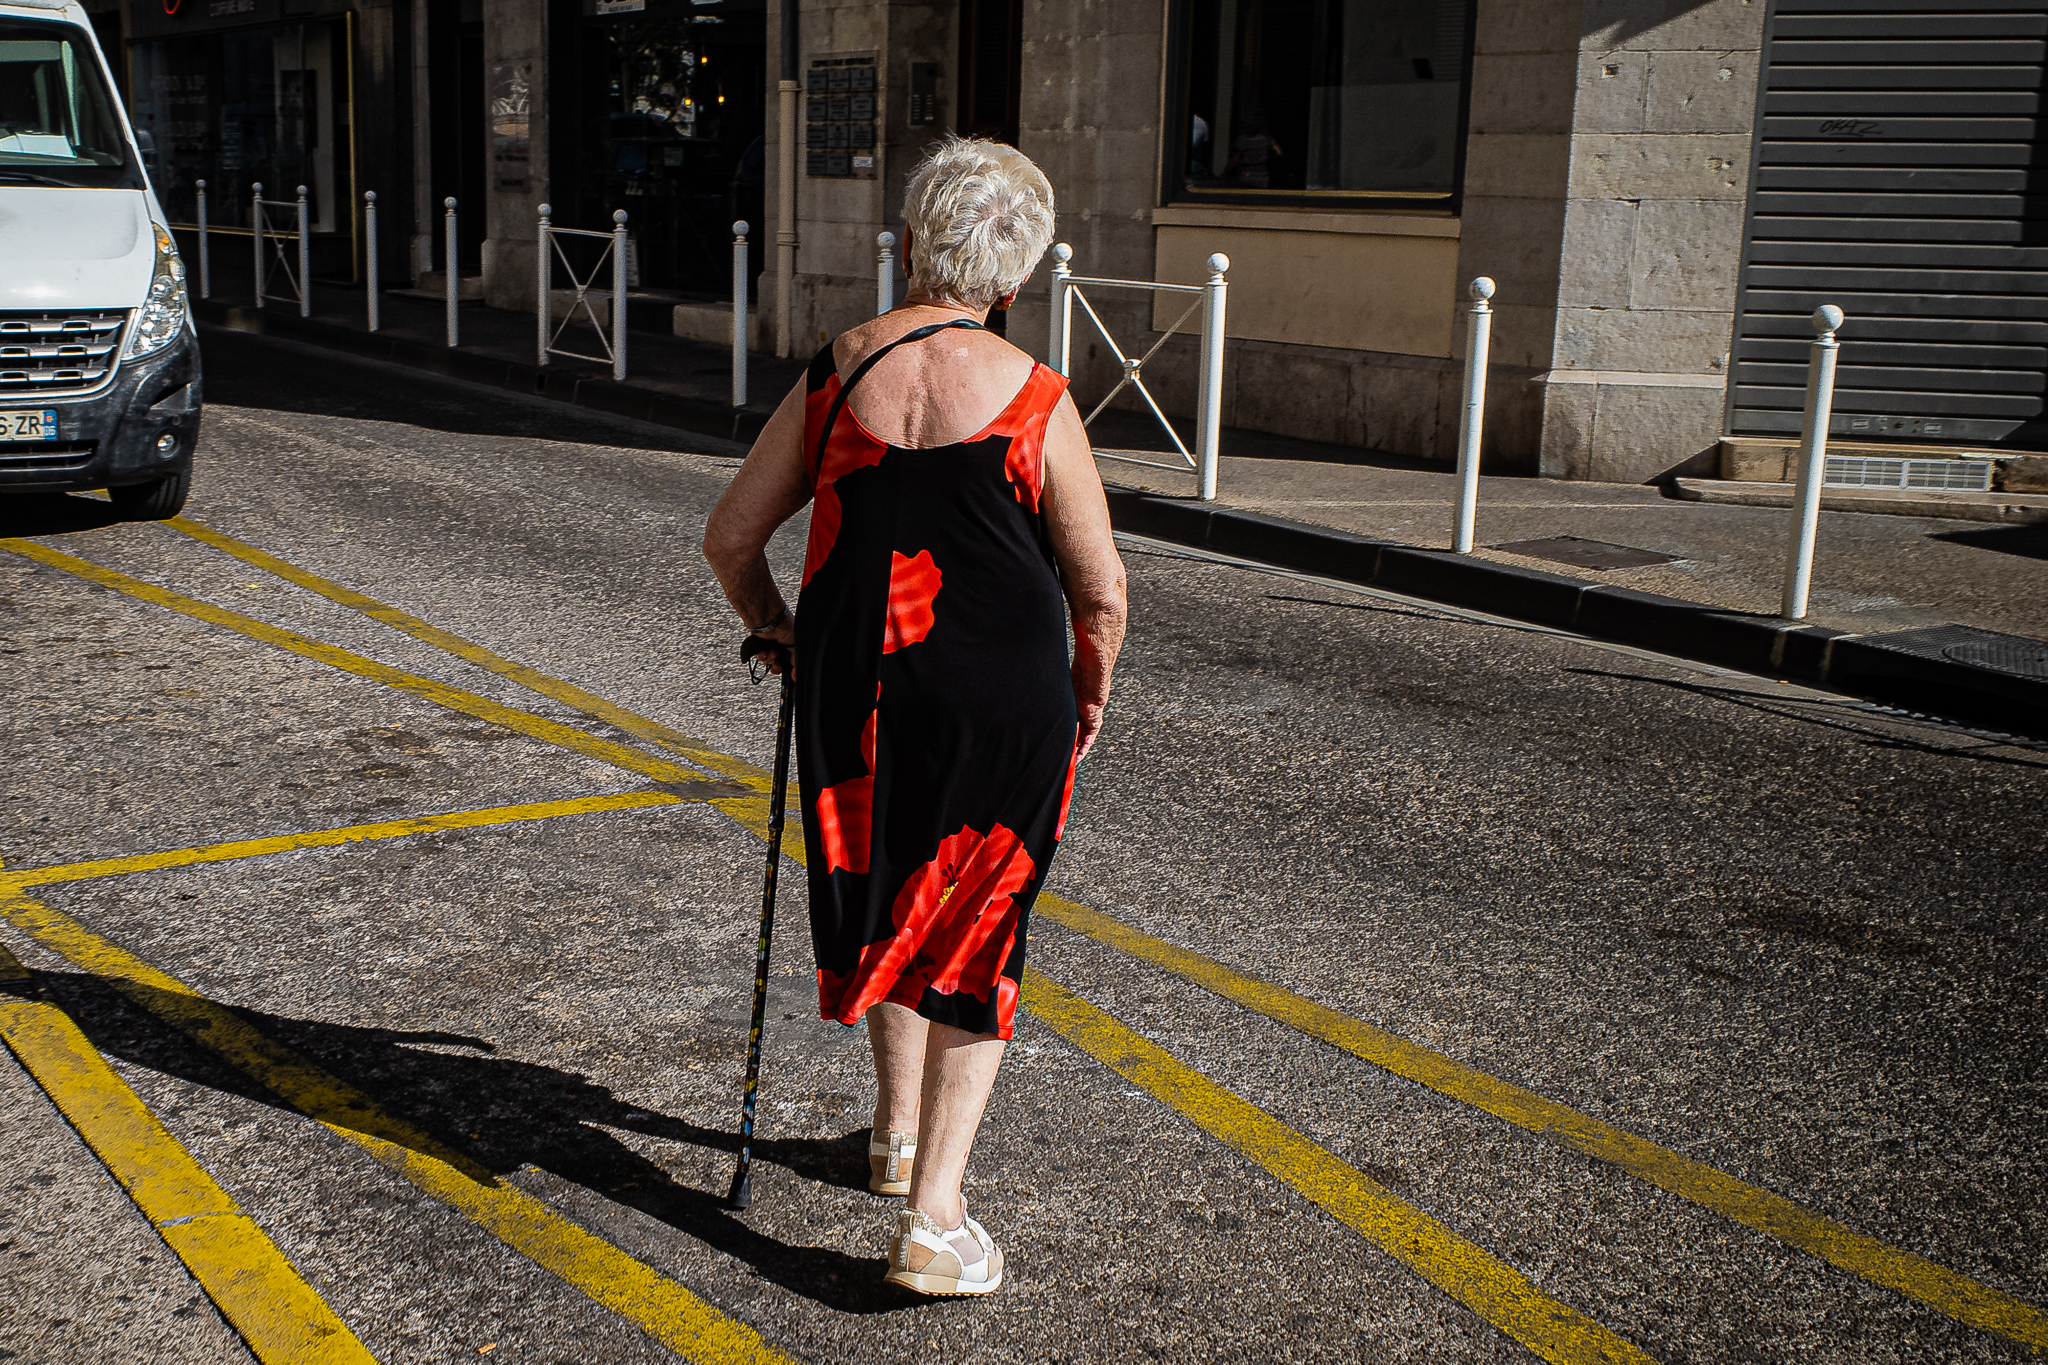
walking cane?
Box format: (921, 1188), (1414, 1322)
(728, 633), (795, 1211)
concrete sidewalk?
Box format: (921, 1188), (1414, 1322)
(1088, 421), (2048, 643)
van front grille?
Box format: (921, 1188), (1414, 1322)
(0, 443), (96, 473)
(0, 312), (127, 396)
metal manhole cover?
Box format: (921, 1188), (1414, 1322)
(1490, 536), (1679, 570)
(1943, 639), (2048, 680)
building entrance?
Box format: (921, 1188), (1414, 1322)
(549, 0), (767, 304)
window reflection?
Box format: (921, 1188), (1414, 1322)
(1176, 0), (1470, 202)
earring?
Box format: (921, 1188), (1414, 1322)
(994, 291), (1017, 313)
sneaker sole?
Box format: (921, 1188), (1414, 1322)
(868, 1176), (910, 1196)
(884, 1267), (1004, 1297)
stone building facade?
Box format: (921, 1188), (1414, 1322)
(115, 0), (2045, 484)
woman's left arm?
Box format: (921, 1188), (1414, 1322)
(703, 377), (812, 666)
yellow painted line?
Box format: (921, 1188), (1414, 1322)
(0, 894), (797, 1365)
(1032, 895), (2048, 1353)
(0, 791), (690, 892)
(1020, 968), (1656, 1365)
(167, 518), (773, 791)
(45, 527), (2044, 1349)
(0, 943), (376, 1364)
(4, 535), (797, 854)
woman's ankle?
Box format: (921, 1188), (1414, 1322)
(907, 1194), (964, 1229)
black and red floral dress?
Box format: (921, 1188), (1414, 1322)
(794, 324), (1080, 1041)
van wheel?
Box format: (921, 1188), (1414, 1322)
(109, 469), (191, 520)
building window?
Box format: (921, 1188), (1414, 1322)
(1167, 0), (1472, 209)
(129, 20), (351, 233)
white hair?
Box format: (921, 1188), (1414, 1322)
(901, 136), (1056, 309)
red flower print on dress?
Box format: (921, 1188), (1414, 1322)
(884, 550), (942, 652)
(822, 822), (1036, 1027)
(814, 699), (878, 874)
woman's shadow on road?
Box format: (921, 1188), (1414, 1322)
(24, 966), (912, 1316)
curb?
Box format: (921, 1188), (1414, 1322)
(194, 305), (2044, 736)
(1104, 489), (2047, 735)
(196, 302), (772, 447)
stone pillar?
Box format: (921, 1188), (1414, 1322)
(480, 0), (545, 312)
(1539, 0), (1767, 482)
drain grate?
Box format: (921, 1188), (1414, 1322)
(1490, 536), (1679, 570)
(1824, 455), (1993, 492)
(1857, 624), (2048, 682)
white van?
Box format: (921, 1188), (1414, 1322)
(0, 0), (198, 518)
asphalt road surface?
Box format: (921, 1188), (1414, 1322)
(2, 326), (2044, 1365)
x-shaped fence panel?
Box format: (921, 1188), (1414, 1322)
(1048, 243), (1229, 501)
(252, 183), (309, 318)
(537, 206), (629, 382)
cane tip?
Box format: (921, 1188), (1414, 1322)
(727, 1171), (754, 1210)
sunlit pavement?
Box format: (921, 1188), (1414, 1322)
(2, 325), (2043, 1365)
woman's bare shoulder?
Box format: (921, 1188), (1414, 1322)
(832, 313), (1034, 380)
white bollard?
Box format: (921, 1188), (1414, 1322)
(364, 191), (379, 331)
(444, 197), (459, 348)
(195, 179), (210, 299)
(296, 185), (310, 317)
(251, 182), (263, 307)
(1782, 305), (1845, 621)
(1451, 277), (1495, 554)
(612, 210), (629, 382)
(536, 204), (552, 367)
(1194, 252), (1229, 502)
(1048, 243), (1073, 375)
(876, 232), (895, 316)
(732, 221), (749, 408)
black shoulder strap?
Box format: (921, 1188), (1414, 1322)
(812, 319), (986, 471)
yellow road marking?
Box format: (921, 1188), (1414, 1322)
(3, 534), (796, 853)
(167, 517), (773, 790)
(1021, 968), (1656, 1365)
(29, 529), (2047, 1350)
(0, 792), (695, 892)
(1033, 895), (2048, 1352)
(0, 943), (377, 1364)
(0, 894), (797, 1365)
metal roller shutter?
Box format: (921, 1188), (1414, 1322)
(1732, 0), (2048, 447)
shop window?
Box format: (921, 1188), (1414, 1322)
(1167, 0), (1472, 208)
(552, 0), (767, 300)
(129, 19), (349, 233)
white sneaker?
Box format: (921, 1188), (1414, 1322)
(883, 1207), (1004, 1296)
(869, 1129), (916, 1196)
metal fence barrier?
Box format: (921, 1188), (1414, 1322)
(1047, 242), (1229, 502)
(252, 182), (309, 317)
(536, 205), (628, 382)
(732, 221), (749, 408)
(877, 232), (895, 315)
(194, 179), (211, 299)
(364, 190), (380, 332)
(1451, 277), (1495, 554)
(1782, 305), (1845, 621)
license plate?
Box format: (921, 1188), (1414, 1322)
(0, 410), (58, 441)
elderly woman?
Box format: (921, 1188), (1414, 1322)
(703, 137), (1127, 1295)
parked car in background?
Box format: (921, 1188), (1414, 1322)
(0, 0), (199, 519)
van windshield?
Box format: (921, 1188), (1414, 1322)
(0, 22), (144, 188)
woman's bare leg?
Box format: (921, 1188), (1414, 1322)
(904, 1022), (1005, 1229)
(869, 1002), (929, 1136)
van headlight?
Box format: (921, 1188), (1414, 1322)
(124, 222), (189, 360)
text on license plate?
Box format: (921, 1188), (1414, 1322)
(0, 410), (58, 441)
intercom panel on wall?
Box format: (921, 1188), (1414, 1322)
(805, 52), (879, 180)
